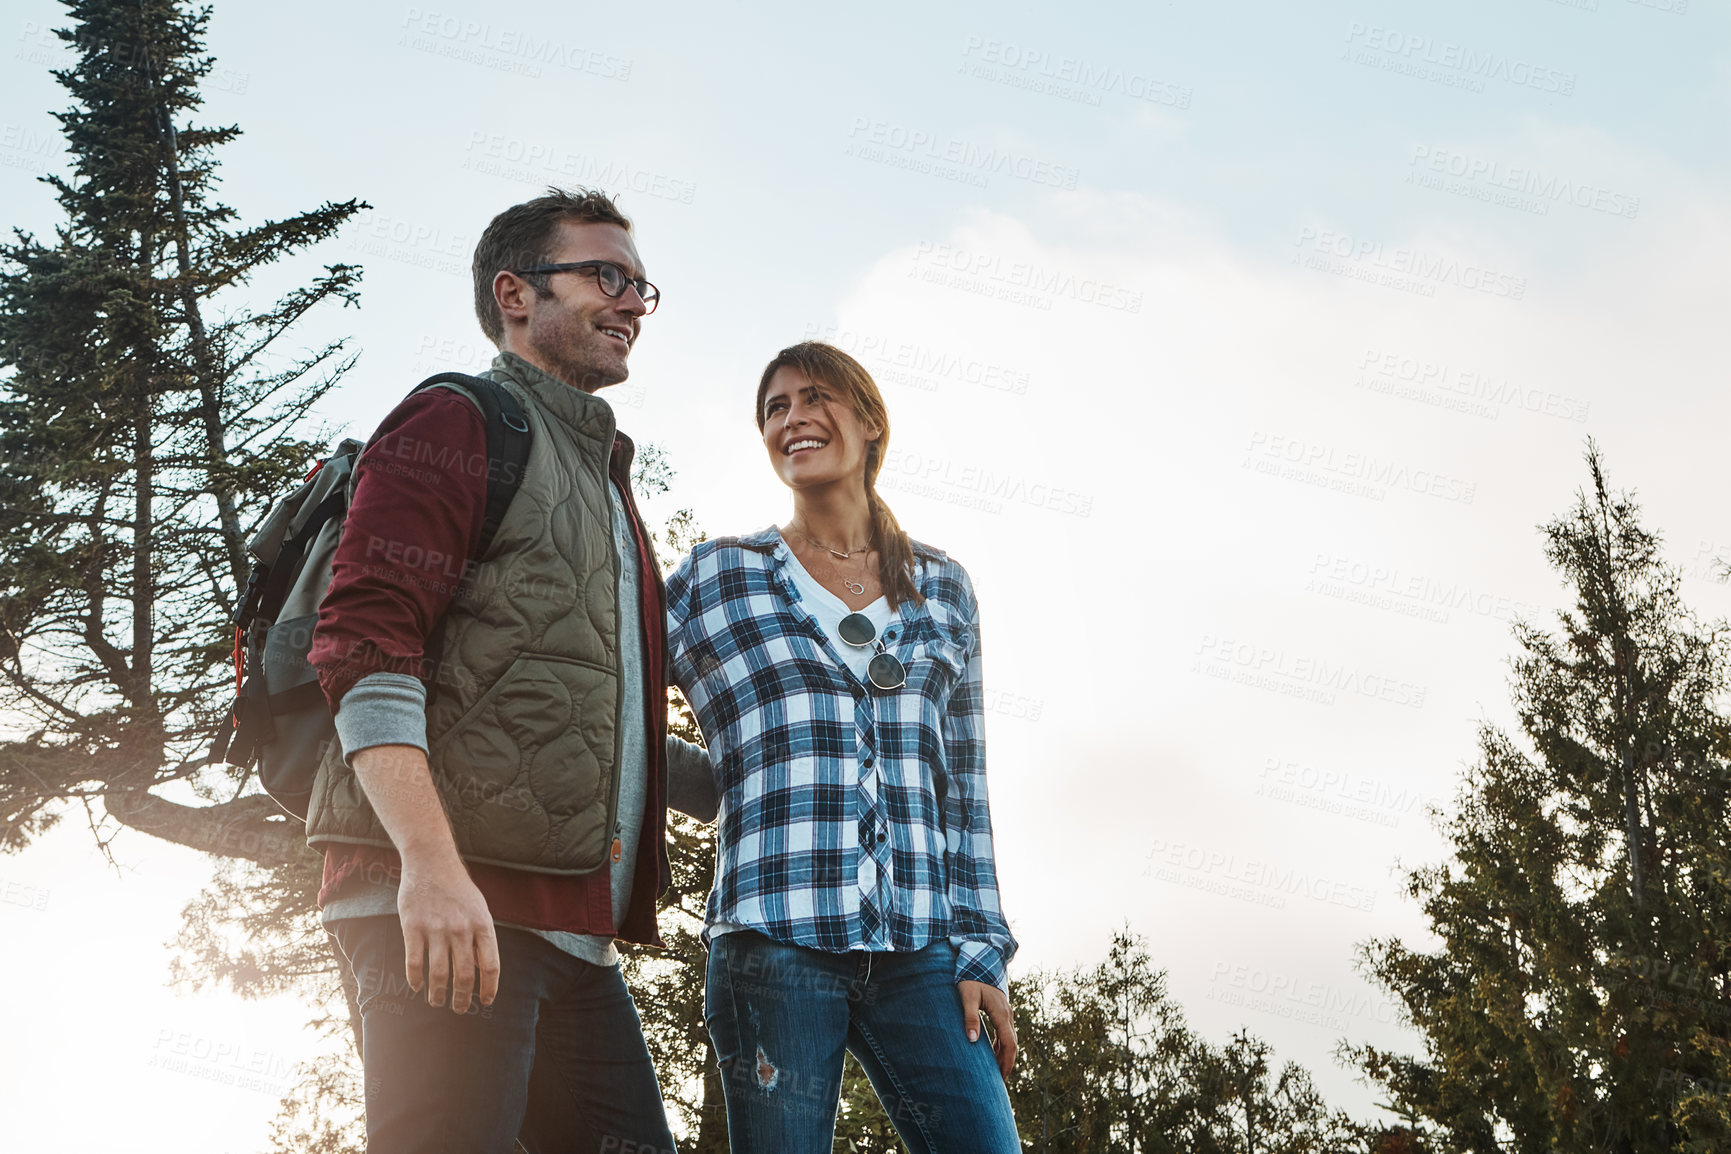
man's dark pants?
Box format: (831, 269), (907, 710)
(331, 915), (677, 1154)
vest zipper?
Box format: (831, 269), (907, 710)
(604, 469), (627, 876)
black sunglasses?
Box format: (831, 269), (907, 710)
(837, 613), (906, 690)
(513, 260), (661, 314)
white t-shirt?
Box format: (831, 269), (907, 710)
(782, 546), (900, 684)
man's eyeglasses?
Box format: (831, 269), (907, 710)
(513, 260), (661, 314)
(837, 613), (906, 691)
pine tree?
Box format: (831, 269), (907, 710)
(1095, 929), (1199, 1151)
(1190, 1030), (1366, 1153)
(0, 0), (364, 861)
(1008, 959), (1123, 1153)
(0, 6), (366, 1149)
(1346, 443), (1731, 1151)
(1003, 929), (1362, 1154)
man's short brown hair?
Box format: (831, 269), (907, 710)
(471, 187), (632, 345)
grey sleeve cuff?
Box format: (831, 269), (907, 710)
(335, 673), (429, 764)
(665, 735), (718, 823)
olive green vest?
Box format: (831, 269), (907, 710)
(305, 353), (623, 874)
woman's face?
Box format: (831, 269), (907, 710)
(760, 366), (879, 494)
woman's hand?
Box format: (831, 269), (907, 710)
(958, 979), (1017, 1077)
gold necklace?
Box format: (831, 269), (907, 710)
(788, 525), (875, 596)
(789, 524), (874, 559)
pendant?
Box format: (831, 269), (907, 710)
(827, 548), (850, 560)
(845, 580), (865, 595)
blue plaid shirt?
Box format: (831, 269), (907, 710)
(666, 527), (1017, 989)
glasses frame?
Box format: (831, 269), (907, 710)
(837, 612), (906, 691)
(512, 260), (660, 314)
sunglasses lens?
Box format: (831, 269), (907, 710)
(838, 613), (876, 647)
(868, 653), (906, 690)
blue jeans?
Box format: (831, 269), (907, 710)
(331, 916), (677, 1154)
(704, 930), (1020, 1153)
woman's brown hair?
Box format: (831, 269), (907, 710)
(755, 341), (923, 610)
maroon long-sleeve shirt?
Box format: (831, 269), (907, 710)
(307, 387), (667, 945)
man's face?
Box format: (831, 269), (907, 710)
(497, 219), (647, 393)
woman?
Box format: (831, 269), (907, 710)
(665, 341), (1021, 1152)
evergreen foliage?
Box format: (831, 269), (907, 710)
(1346, 445), (1731, 1152)
(0, 0), (364, 859)
(1007, 930), (1366, 1153)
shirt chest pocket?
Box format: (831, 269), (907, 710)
(902, 615), (974, 697)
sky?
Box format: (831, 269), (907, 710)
(2, 0), (1729, 1148)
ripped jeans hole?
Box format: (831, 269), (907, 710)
(754, 1045), (779, 1091)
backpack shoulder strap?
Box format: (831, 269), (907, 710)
(409, 372), (532, 557)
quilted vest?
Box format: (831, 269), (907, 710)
(305, 352), (624, 874)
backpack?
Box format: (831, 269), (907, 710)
(211, 373), (533, 819)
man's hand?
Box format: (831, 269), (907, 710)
(398, 856), (500, 1014)
(351, 743), (500, 1014)
(958, 979), (1017, 1077)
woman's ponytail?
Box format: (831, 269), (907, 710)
(864, 441), (922, 611)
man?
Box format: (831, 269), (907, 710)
(307, 187), (714, 1153)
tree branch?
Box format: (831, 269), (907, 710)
(104, 789), (314, 868)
